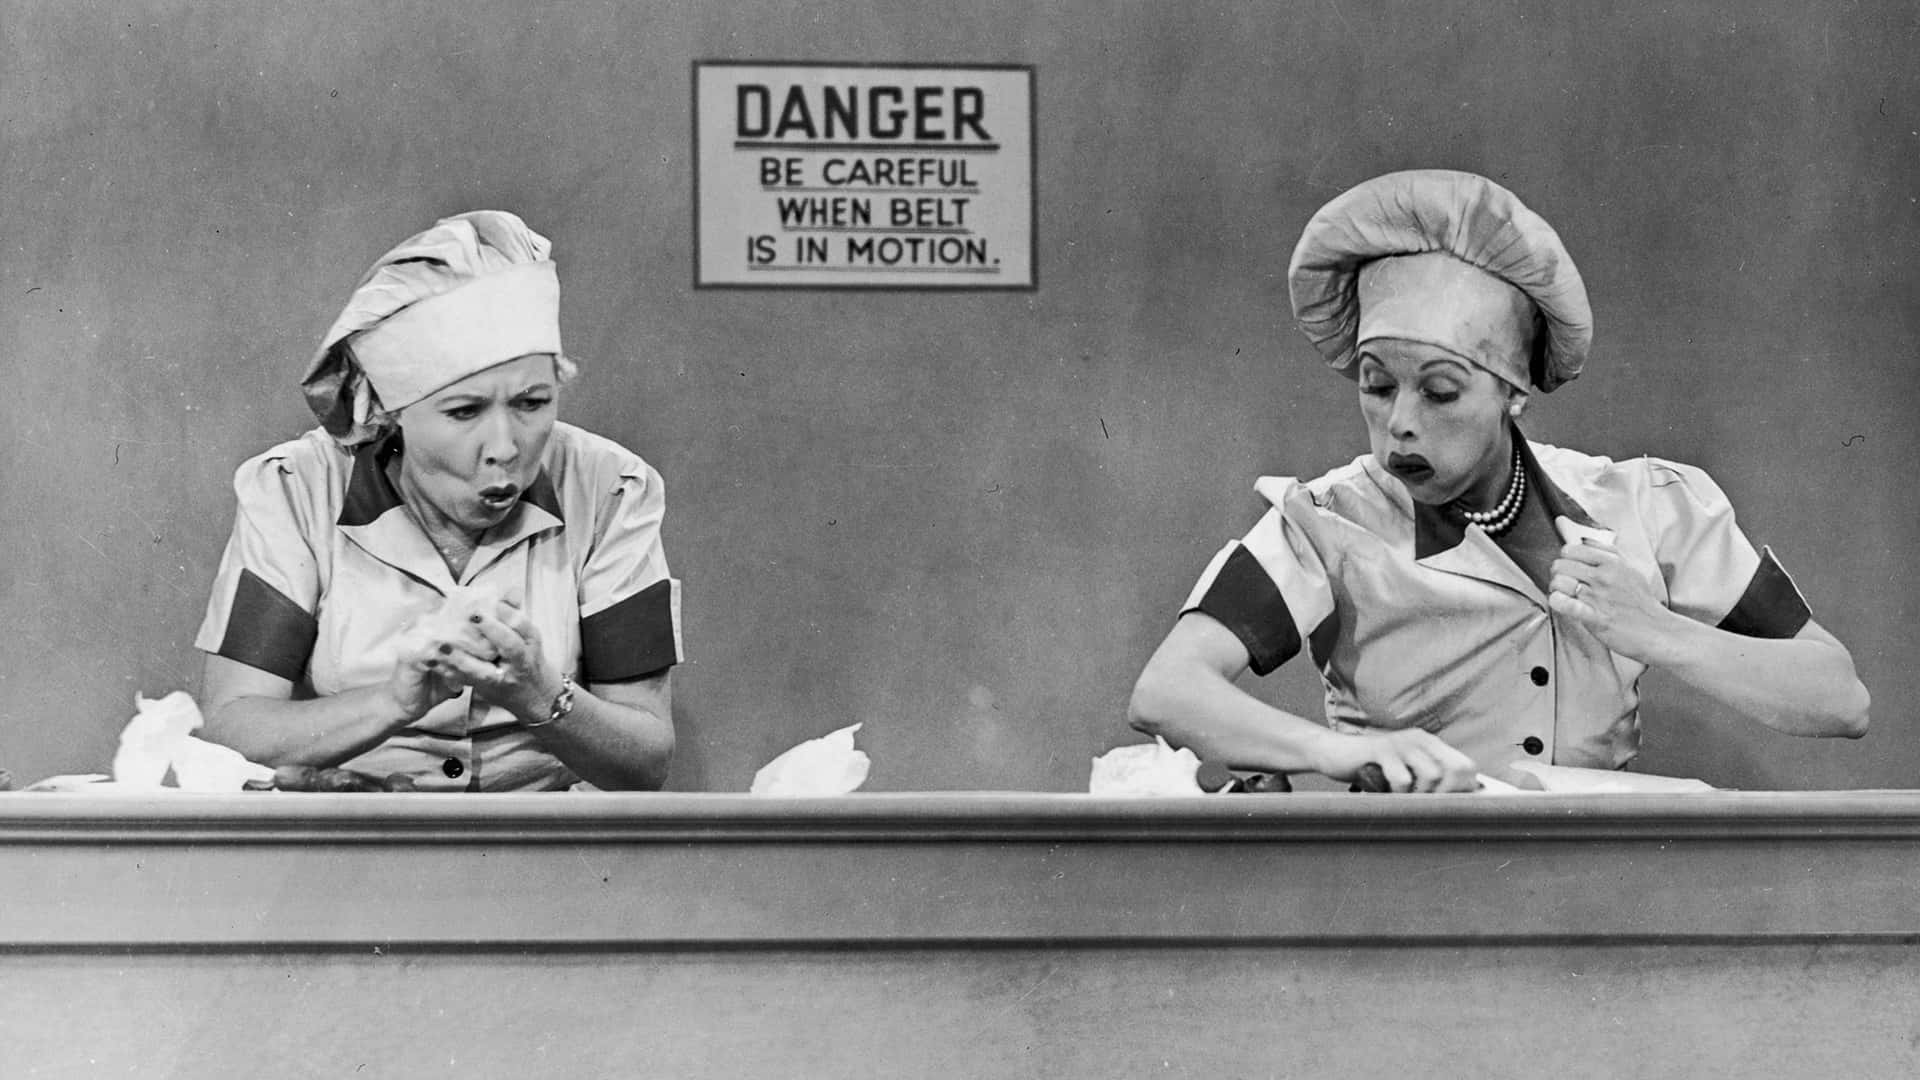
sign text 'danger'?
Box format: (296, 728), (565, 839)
(737, 83), (992, 144)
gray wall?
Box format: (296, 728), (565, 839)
(3, 0), (1913, 792)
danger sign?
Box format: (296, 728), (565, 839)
(694, 61), (1036, 289)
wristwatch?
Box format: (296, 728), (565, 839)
(527, 673), (575, 729)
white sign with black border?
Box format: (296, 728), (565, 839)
(694, 61), (1035, 289)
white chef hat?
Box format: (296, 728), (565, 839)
(301, 210), (563, 442)
(1287, 170), (1592, 393)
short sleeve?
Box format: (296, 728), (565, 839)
(1642, 459), (1810, 639)
(1179, 478), (1338, 675)
(577, 460), (683, 682)
(194, 451), (325, 682)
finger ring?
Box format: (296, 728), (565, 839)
(1574, 581), (1587, 598)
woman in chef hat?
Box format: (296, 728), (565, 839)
(196, 211), (681, 791)
(1129, 170), (1868, 792)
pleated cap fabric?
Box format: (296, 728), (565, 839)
(1287, 170), (1592, 392)
(301, 211), (563, 440)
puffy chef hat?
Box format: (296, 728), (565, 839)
(301, 210), (563, 442)
(1287, 170), (1592, 393)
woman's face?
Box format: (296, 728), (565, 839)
(1357, 339), (1514, 507)
(395, 353), (559, 534)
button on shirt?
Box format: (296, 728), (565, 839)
(1181, 439), (1810, 779)
(195, 422), (683, 791)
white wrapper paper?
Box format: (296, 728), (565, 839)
(1509, 761), (1713, 793)
(110, 691), (205, 788)
(398, 584), (506, 660)
(750, 723), (872, 795)
(170, 735), (275, 792)
(87, 691), (276, 792)
(1088, 737), (1205, 796)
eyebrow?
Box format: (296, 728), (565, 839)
(1357, 355), (1471, 378)
(1417, 358), (1472, 377)
(436, 382), (556, 404)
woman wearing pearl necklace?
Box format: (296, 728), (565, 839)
(1129, 170), (1869, 793)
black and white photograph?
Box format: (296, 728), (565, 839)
(2, 1), (1915, 1075)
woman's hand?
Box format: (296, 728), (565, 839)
(385, 639), (463, 722)
(1305, 727), (1479, 793)
(433, 600), (564, 726)
(1547, 538), (1678, 661)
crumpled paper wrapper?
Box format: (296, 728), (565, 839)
(1088, 737), (1204, 796)
(399, 584), (505, 659)
(170, 735), (275, 792)
(1509, 761), (1713, 793)
(95, 691), (273, 792)
(750, 723), (871, 795)
(111, 691), (207, 787)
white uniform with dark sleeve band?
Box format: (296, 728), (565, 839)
(1181, 439), (1809, 779)
(195, 422), (683, 791)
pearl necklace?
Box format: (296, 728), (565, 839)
(1455, 443), (1526, 537)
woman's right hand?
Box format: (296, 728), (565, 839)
(384, 642), (461, 723)
(1306, 728), (1478, 793)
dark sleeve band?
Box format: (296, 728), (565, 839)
(217, 569), (318, 683)
(1192, 545), (1301, 676)
(1717, 549), (1812, 639)
(581, 579), (679, 683)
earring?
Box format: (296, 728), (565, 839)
(1508, 402), (1524, 418)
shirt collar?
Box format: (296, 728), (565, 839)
(339, 434), (563, 526)
(338, 435), (406, 528)
(1404, 425), (1599, 560)
(335, 432), (565, 589)
(1520, 433), (1600, 530)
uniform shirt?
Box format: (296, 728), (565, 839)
(1182, 438), (1810, 778)
(195, 422), (683, 791)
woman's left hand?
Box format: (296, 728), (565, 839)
(434, 600), (565, 726)
(1547, 538), (1677, 661)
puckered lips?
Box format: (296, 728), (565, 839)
(1386, 452), (1434, 485)
(477, 481), (521, 514)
